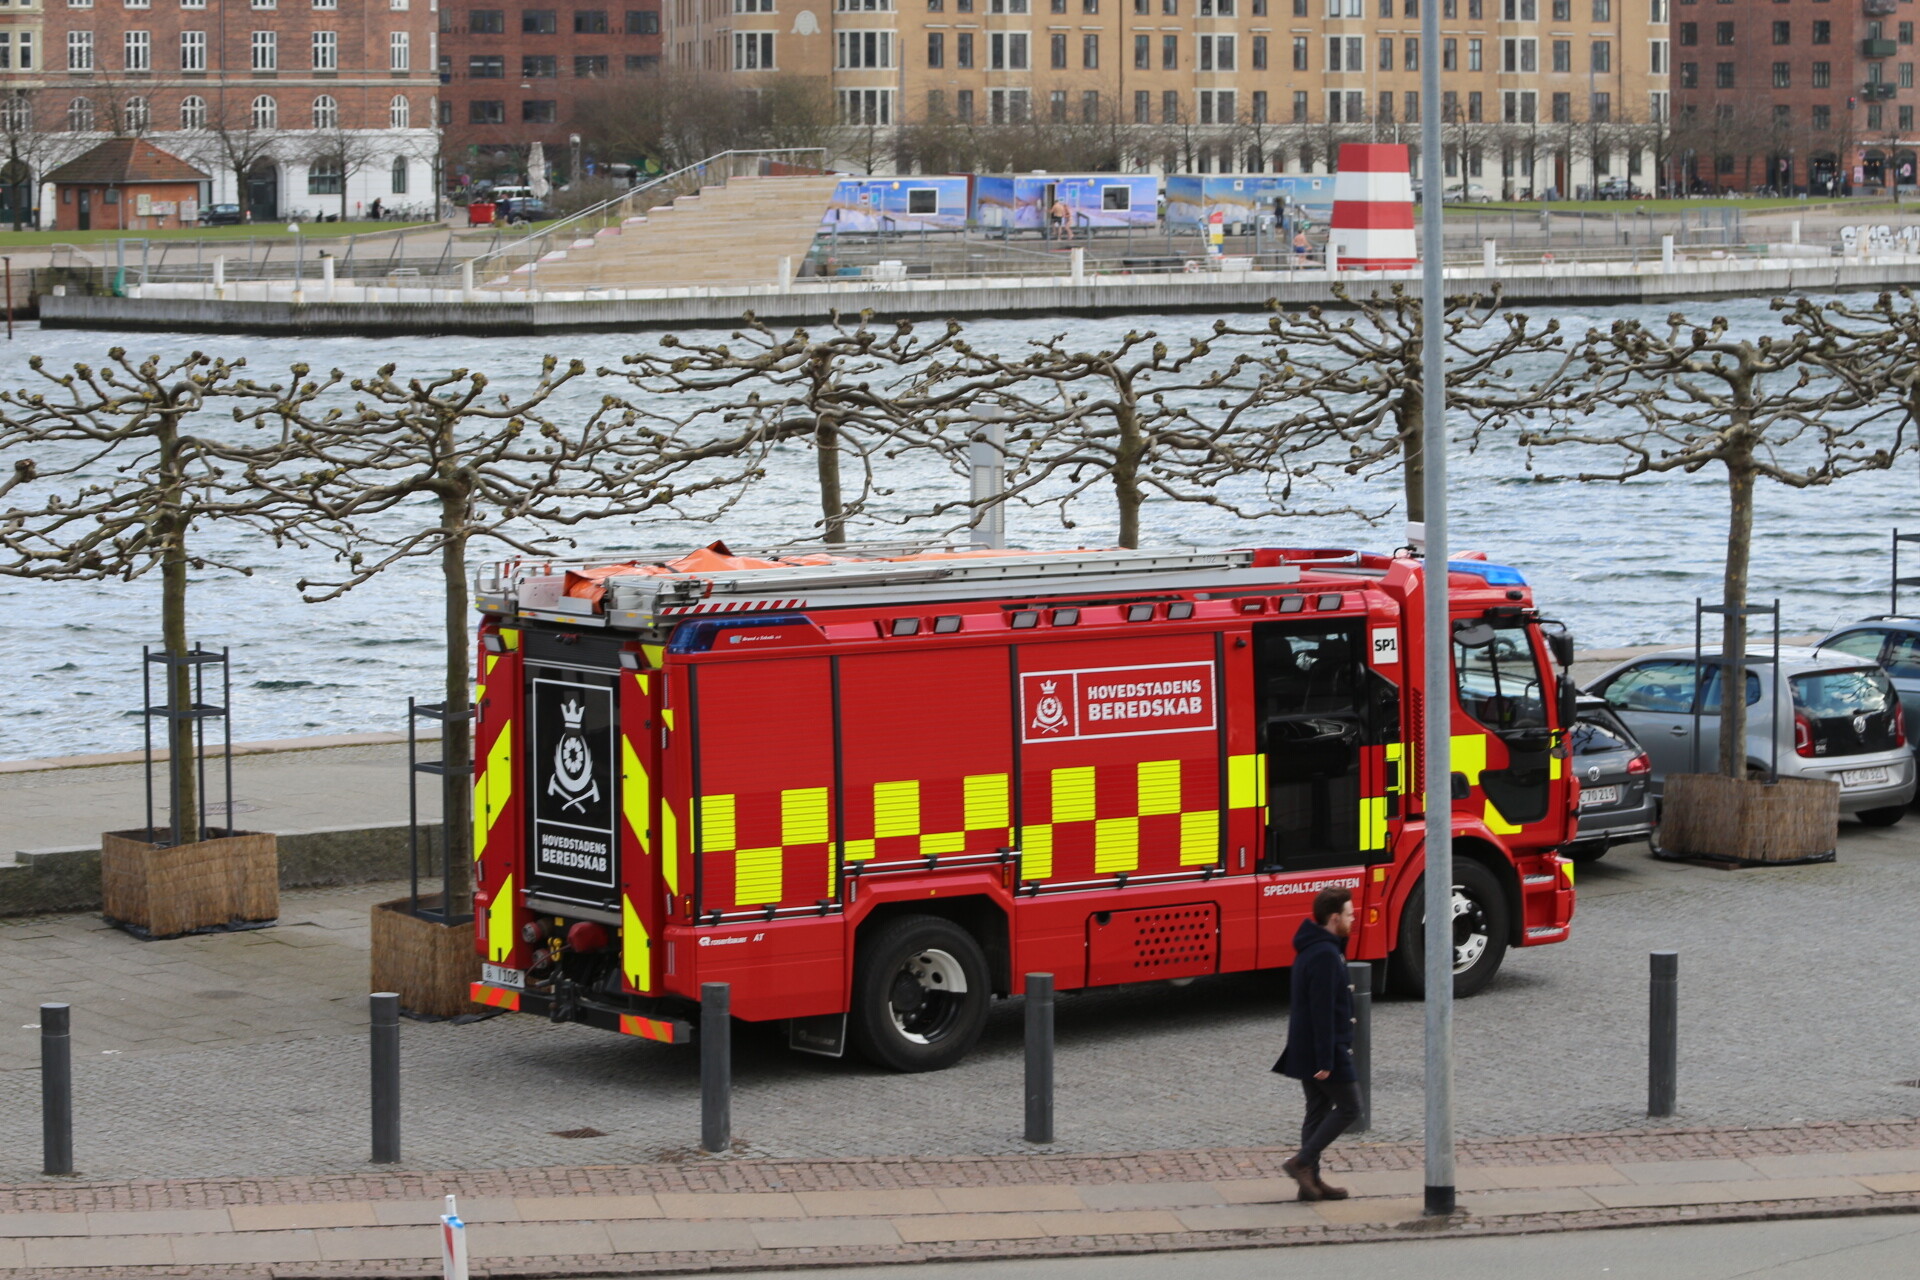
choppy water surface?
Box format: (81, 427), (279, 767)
(2, 297), (1914, 760)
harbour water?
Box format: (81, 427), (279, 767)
(2, 294), (1914, 761)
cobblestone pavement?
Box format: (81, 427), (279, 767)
(0, 808), (1916, 1185)
(0, 1123), (1919, 1278)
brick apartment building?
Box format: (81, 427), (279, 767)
(31, 0), (441, 221)
(435, 0), (662, 188)
(672, 0), (1667, 194)
(1671, 0), (1916, 193)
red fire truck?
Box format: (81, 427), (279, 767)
(468, 544), (1577, 1071)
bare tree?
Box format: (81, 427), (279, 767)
(198, 92), (284, 221)
(242, 357), (767, 904)
(307, 122), (387, 222)
(1518, 303), (1906, 777)
(0, 352), (287, 837)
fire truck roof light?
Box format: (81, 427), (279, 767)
(1449, 561), (1527, 587)
(1011, 611), (1040, 629)
(1052, 609), (1080, 625)
(933, 616), (963, 634)
(891, 618), (921, 636)
(1168, 602), (1194, 620)
(1278, 596), (1305, 613)
(1126, 604), (1155, 622)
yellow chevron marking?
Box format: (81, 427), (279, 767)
(622, 893), (652, 993)
(622, 736), (651, 854)
(661, 800), (680, 895)
(487, 872), (516, 963)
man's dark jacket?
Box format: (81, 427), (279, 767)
(1272, 917), (1356, 1082)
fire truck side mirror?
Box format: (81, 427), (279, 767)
(1557, 673), (1579, 732)
(1542, 626), (1576, 670)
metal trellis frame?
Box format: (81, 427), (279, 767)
(141, 644), (233, 848)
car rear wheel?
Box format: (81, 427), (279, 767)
(1856, 805), (1907, 828)
(849, 914), (991, 1073)
(1387, 860), (1511, 999)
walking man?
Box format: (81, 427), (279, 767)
(1274, 887), (1359, 1201)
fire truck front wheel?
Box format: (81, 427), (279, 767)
(850, 915), (992, 1072)
(1387, 860), (1510, 1000)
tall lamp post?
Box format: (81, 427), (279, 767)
(1417, 0), (1456, 1218)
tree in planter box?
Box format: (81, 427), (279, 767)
(0, 350), (291, 843)
(243, 356), (775, 916)
(1518, 301), (1909, 783)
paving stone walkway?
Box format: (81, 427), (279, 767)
(7, 1122), (1920, 1277)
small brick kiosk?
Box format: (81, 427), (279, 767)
(44, 139), (207, 233)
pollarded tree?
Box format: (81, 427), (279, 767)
(0, 350), (289, 837)
(1519, 300), (1907, 778)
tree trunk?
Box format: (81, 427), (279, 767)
(1397, 388), (1425, 524)
(440, 495), (474, 909)
(1113, 394), (1144, 549)
(156, 421), (198, 842)
(814, 417), (845, 544)
(1717, 454), (1755, 779)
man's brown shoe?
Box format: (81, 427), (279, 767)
(1312, 1173), (1351, 1200)
(1280, 1156), (1322, 1201)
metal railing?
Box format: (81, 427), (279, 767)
(460, 148), (831, 287)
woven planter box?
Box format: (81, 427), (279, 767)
(371, 896), (480, 1019)
(1659, 773), (1840, 863)
(100, 829), (279, 939)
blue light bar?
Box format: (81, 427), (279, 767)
(668, 615), (811, 653)
(1448, 561), (1527, 587)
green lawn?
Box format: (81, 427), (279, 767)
(1451, 197), (1890, 215)
(0, 221), (436, 246)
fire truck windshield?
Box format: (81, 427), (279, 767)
(1455, 618), (1548, 734)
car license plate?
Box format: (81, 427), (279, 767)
(1841, 767), (1890, 788)
(481, 963), (525, 989)
(1579, 785), (1621, 808)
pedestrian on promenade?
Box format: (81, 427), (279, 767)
(1292, 229), (1311, 266)
(1051, 197), (1073, 241)
(1274, 886), (1358, 1201)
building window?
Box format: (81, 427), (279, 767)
(469, 99), (504, 122)
(1199, 34), (1233, 69)
(1904, 60), (1915, 86)
(989, 31), (1028, 67)
(1049, 31), (1066, 66)
(1442, 36), (1455, 68)
(523, 53), (557, 74)
(127, 30), (153, 71)
(1134, 33), (1149, 67)
(124, 96), (149, 129)
(1587, 39), (1606, 71)
(1678, 22), (1695, 44)
(1198, 88), (1234, 122)
(1552, 38), (1569, 70)
(180, 94), (206, 127)
(523, 8), (556, 30)
(471, 8), (505, 29)
(390, 32), (409, 70)
(388, 155), (408, 192)
(311, 93), (337, 127)
(1811, 19), (1828, 43)
(523, 98), (556, 120)
(624, 53), (658, 69)
(1468, 89), (1482, 120)
(1082, 88), (1099, 119)
(1049, 88), (1066, 121)
(1869, 102), (1884, 128)
(1903, 104), (1915, 129)
(1771, 18), (1788, 42)
(181, 30), (206, 70)
(1552, 90), (1570, 121)
(1810, 59), (1829, 86)
(472, 54), (506, 75)
(1252, 34), (1267, 68)
(626, 9), (659, 29)
(1162, 88), (1178, 121)
(955, 87), (972, 120)
(1292, 89), (1308, 121)
(1405, 37), (1418, 69)
(1715, 20), (1732, 43)
(66, 96), (93, 129)
(390, 92), (410, 126)
(733, 31), (775, 66)
(1812, 103), (1830, 129)
(1379, 36), (1392, 69)
(311, 31), (336, 70)
(574, 53), (607, 73)
(956, 31), (972, 65)
(1468, 37), (1481, 70)
(574, 7), (607, 27)
(839, 86), (894, 122)
(836, 30), (891, 66)
(251, 93), (276, 126)
(308, 159), (342, 195)
(1679, 60), (1697, 86)
(1083, 33), (1098, 66)
(1133, 88), (1149, 121)
(1591, 0), (1607, 14)
(1771, 60), (1789, 86)
(1715, 60), (1733, 86)
(1590, 90), (1610, 119)
(928, 31), (943, 65)
(1162, 33), (1176, 67)
(1650, 38), (1667, 72)
(1293, 35), (1308, 68)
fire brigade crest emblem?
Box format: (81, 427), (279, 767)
(1031, 680), (1069, 735)
(548, 697), (600, 812)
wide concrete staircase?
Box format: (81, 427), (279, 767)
(488, 174), (839, 291)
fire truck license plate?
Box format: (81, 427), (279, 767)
(1841, 767), (1890, 788)
(1579, 785), (1620, 808)
(482, 964), (525, 989)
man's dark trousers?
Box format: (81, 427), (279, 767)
(1298, 1076), (1363, 1171)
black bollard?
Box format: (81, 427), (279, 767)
(701, 982), (731, 1154)
(1024, 973), (1055, 1144)
(41, 1003), (72, 1176)
(1347, 961), (1372, 1134)
(370, 992), (400, 1164)
(1649, 951), (1678, 1118)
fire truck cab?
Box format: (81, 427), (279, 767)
(469, 544), (1577, 1071)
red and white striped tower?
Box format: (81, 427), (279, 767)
(1330, 143), (1418, 270)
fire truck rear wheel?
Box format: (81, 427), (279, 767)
(850, 915), (992, 1072)
(1386, 861), (1510, 1000)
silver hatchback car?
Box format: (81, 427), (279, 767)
(1586, 645), (1917, 825)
